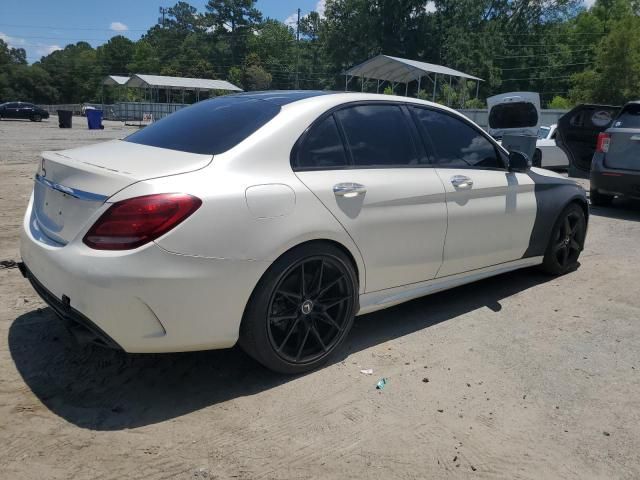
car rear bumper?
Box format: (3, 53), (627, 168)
(19, 262), (122, 349)
(20, 199), (271, 353)
(591, 163), (640, 199)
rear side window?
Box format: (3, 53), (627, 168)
(489, 102), (538, 129)
(334, 104), (420, 167)
(412, 107), (504, 169)
(296, 115), (348, 169)
(613, 104), (640, 128)
(125, 96), (280, 155)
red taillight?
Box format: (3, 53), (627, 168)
(83, 193), (202, 250)
(596, 132), (611, 153)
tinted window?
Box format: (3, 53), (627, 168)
(412, 107), (503, 169)
(613, 104), (640, 129)
(489, 102), (538, 129)
(297, 115), (348, 169)
(125, 96), (280, 155)
(335, 104), (420, 167)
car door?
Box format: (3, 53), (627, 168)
(410, 106), (537, 277)
(4, 102), (19, 118)
(556, 104), (621, 178)
(537, 126), (569, 168)
(293, 103), (448, 293)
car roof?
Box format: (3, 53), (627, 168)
(227, 90), (334, 106)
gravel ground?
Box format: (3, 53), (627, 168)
(1, 117), (640, 479)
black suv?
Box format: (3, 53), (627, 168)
(0, 102), (50, 122)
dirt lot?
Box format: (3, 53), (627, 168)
(1, 117), (640, 479)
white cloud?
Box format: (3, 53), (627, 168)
(36, 44), (62, 55)
(583, 0), (597, 7)
(0, 31), (26, 48)
(424, 1), (436, 13)
(285, 0), (327, 29)
(109, 21), (129, 32)
(284, 12), (298, 28)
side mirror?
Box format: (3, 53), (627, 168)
(508, 150), (531, 172)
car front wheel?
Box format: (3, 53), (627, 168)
(540, 203), (586, 275)
(240, 243), (358, 374)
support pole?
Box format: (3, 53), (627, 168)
(417, 76), (421, 97)
(448, 75), (452, 106)
(345, 74), (348, 92)
(475, 80), (480, 99)
(377, 79), (380, 93)
(405, 82), (408, 96)
(361, 76), (365, 92)
(432, 73), (437, 102)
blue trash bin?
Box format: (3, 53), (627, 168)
(86, 109), (104, 130)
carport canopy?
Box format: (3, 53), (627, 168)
(344, 54), (483, 103)
(125, 74), (242, 92)
(102, 75), (130, 86)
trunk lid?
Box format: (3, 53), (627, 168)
(604, 128), (640, 171)
(604, 104), (640, 171)
(487, 92), (541, 138)
(33, 140), (212, 245)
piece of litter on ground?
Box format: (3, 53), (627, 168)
(422, 377), (429, 383)
(360, 369), (373, 375)
(376, 378), (388, 390)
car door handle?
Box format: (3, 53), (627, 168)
(450, 175), (473, 189)
(333, 182), (367, 197)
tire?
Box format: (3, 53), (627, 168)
(533, 149), (542, 168)
(590, 188), (613, 207)
(239, 243), (358, 374)
(540, 203), (587, 275)
(30, 114), (42, 122)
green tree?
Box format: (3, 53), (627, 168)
(570, 15), (640, 104)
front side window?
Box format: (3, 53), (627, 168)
(334, 104), (420, 167)
(412, 107), (504, 170)
(296, 115), (348, 169)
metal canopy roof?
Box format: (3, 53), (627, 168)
(126, 74), (242, 92)
(103, 75), (130, 86)
(345, 54), (483, 83)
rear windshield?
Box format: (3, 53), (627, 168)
(125, 96), (280, 155)
(489, 102), (538, 129)
(613, 104), (640, 129)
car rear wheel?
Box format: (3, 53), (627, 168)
(540, 203), (586, 275)
(30, 114), (42, 122)
(240, 243), (358, 374)
(590, 188), (613, 207)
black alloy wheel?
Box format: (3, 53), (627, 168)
(240, 243), (357, 374)
(267, 256), (353, 364)
(541, 203), (586, 275)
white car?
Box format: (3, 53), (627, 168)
(535, 124), (569, 169)
(19, 91), (588, 373)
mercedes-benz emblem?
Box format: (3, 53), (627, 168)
(301, 300), (313, 315)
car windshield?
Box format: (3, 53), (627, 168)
(125, 96), (281, 155)
(489, 102), (538, 129)
(537, 126), (550, 139)
(613, 104), (640, 129)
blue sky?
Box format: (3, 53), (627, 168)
(0, 0), (325, 63)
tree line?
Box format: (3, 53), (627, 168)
(1, 0), (639, 108)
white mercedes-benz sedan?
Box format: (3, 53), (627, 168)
(19, 91), (588, 373)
